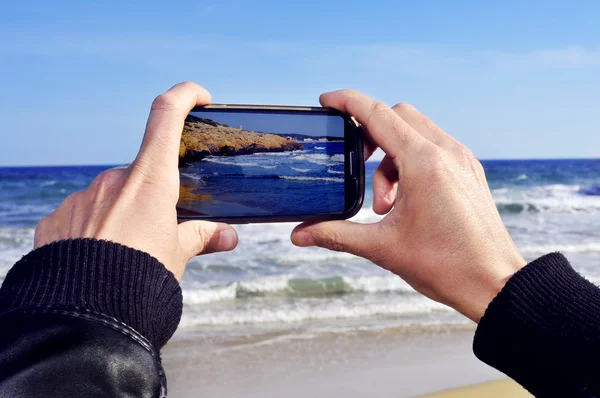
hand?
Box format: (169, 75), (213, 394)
(291, 90), (526, 322)
(34, 82), (238, 280)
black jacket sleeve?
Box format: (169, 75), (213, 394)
(0, 239), (183, 397)
(474, 253), (600, 397)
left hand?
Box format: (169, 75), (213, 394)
(33, 82), (238, 280)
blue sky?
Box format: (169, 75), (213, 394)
(1, 1), (599, 165)
(189, 111), (344, 137)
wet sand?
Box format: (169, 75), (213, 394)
(162, 326), (527, 397)
(423, 379), (530, 397)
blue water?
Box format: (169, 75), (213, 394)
(2, 159), (600, 333)
(178, 142), (346, 216)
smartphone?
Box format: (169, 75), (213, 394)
(176, 105), (364, 223)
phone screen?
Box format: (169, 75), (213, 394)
(177, 109), (347, 218)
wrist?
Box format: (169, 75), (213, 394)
(458, 254), (527, 323)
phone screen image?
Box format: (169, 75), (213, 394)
(177, 109), (347, 219)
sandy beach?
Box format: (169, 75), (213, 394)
(162, 325), (530, 397)
(423, 379), (530, 397)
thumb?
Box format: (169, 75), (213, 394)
(291, 220), (381, 260)
(178, 221), (238, 260)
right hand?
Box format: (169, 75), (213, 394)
(291, 89), (526, 323)
(34, 82), (238, 280)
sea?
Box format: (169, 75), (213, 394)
(179, 141), (346, 216)
(2, 159), (600, 338)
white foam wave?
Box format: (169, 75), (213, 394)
(290, 167), (310, 173)
(179, 172), (204, 181)
(493, 184), (600, 214)
(293, 153), (343, 166)
(40, 180), (56, 187)
(343, 275), (414, 294)
(515, 174), (528, 181)
(0, 228), (35, 277)
(314, 146), (325, 150)
(183, 284), (237, 304)
(180, 297), (448, 327)
(203, 158), (261, 167)
(327, 168), (344, 175)
(254, 152), (297, 156)
(279, 176), (344, 183)
(350, 207), (384, 224)
(182, 274), (412, 306)
(519, 242), (600, 255)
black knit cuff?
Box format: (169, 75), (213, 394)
(0, 239), (182, 350)
(474, 252), (600, 396)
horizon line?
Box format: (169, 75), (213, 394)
(1, 156), (600, 168)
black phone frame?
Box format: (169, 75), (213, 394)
(176, 104), (365, 224)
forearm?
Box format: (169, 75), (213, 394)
(474, 253), (600, 397)
(0, 239), (183, 397)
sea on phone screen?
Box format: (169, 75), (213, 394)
(177, 114), (346, 217)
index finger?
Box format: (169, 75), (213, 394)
(135, 82), (212, 172)
(320, 89), (430, 163)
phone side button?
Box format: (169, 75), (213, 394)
(349, 151), (357, 177)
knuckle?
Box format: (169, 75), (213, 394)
(34, 217), (48, 237)
(419, 145), (450, 179)
(421, 143), (445, 164)
(391, 102), (417, 115)
(453, 144), (481, 169)
(129, 162), (156, 186)
(63, 191), (82, 206)
(34, 215), (56, 247)
(338, 88), (358, 97)
(365, 101), (394, 130)
(194, 226), (215, 251)
(151, 92), (180, 112)
(177, 81), (197, 91)
(129, 161), (179, 198)
(368, 100), (391, 118)
(323, 229), (347, 252)
(93, 169), (123, 189)
(457, 144), (475, 161)
(472, 157), (486, 176)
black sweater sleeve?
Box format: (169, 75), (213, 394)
(474, 253), (600, 397)
(0, 239), (183, 397)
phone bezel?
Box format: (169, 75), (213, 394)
(176, 104), (365, 224)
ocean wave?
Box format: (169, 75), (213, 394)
(496, 202), (541, 214)
(493, 184), (600, 214)
(254, 151), (301, 156)
(519, 242), (600, 255)
(350, 207), (384, 224)
(182, 275), (415, 305)
(514, 174), (528, 181)
(180, 296), (448, 327)
(496, 199), (600, 214)
(179, 172), (205, 181)
(279, 176), (344, 183)
(203, 159), (259, 167)
(0, 228), (35, 277)
(579, 185), (600, 196)
(290, 167), (310, 173)
(314, 146), (326, 150)
(327, 168), (344, 175)
(293, 153), (344, 166)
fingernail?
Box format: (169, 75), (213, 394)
(218, 229), (237, 251)
(293, 231), (315, 247)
